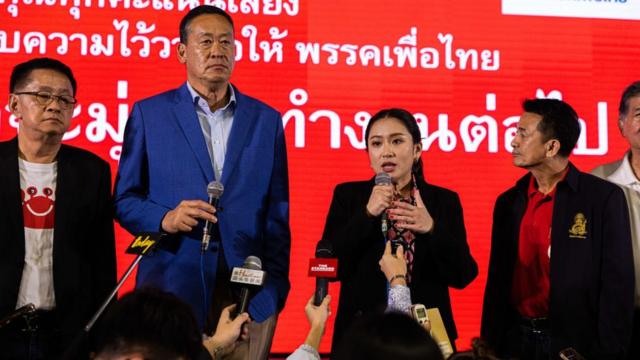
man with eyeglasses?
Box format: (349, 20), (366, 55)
(0, 57), (116, 360)
(592, 81), (640, 360)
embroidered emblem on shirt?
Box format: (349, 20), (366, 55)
(568, 212), (587, 239)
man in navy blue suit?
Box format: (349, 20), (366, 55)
(114, 6), (290, 359)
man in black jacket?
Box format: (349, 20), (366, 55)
(481, 98), (634, 359)
(0, 58), (116, 359)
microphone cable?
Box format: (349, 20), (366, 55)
(200, 251), (208, 325)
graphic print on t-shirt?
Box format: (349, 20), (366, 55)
(21, 186), (55, 229)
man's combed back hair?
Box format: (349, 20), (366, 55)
(618, 81), (640, 121)
(522, 98), (581, 158)
(10, 57), (77, 96)
(179, 5), (234, 44)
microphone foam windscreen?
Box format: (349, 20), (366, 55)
(375, 172), (392, 185)
(207, 181), (224, 197)
(315, 240), (333, 258)
(244, 255), (262, 270)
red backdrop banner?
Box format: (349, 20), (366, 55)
(2, 0), (639, 353)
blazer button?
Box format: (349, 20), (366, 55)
(209, 244), (218, 252)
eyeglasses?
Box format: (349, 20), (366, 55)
(13, 91), (77, 110)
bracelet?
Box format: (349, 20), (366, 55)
(389, 274), (406, 283)
(211, 345), (225, 360)
(202, 334), (225, 360)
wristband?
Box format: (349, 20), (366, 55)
(389, 274), (406, 283)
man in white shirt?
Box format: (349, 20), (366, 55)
(0, 58), (116, 360)
(592, 81), (640, 360)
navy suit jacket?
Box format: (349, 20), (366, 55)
(481, 163), (634, 359)
(0, 138), (116, 340)
(114, 83), (290, 327)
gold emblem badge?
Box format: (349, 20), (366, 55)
(568, 212), (587, 239)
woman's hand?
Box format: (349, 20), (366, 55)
(366, 183), (394, 217)
(305, 294), (331, 331)
(387, 191), (434, 234)
(204, 304), (250, 359)
(379, 240), (407, 286)
(303, 294), (332, 350)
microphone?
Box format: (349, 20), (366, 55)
(202, 181), (224, 253)
(309, 240), (338, 306)
(375, 172), (393, 235)
(230, 256), (266, 318)
(0, 303), (35, 329)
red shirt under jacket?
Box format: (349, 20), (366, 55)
(511, 174), (559, 319)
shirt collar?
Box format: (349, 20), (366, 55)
(608, 151), (640, 186)
(527, 166), (569, 199)
(186, 81), (236, 112)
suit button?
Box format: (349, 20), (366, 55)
(210, 244), (218, 252)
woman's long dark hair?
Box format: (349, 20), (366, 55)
(364, 108), (425, 182)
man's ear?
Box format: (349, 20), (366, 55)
(8, 94), (21, 118)
(546, 139), (561, 157)
(177, 43), (187, 64)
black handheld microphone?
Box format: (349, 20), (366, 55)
(375, 172), (393, 235)
(230, 256), (266, 318)
(0, 303), (35, 329)
(202, 181), (224, 253)
(311, 240), (337, 306)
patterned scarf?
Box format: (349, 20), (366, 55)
(386, 175), (418, 284)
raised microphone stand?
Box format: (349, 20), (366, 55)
(61, 232), (170, 359)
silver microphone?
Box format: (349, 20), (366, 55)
(202, 181), (224, 253)
(375, 172), (393, 235)
(231, 256), (266, 317)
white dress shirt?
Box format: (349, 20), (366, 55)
(186, 82), (236, 181)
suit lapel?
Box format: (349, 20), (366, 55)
(221, 86), (255, 186)
(413, 180), (433, 266)
(53, 145), (72, 300)
(172, 83), (215, 182)
(0, 138), (25, 260)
